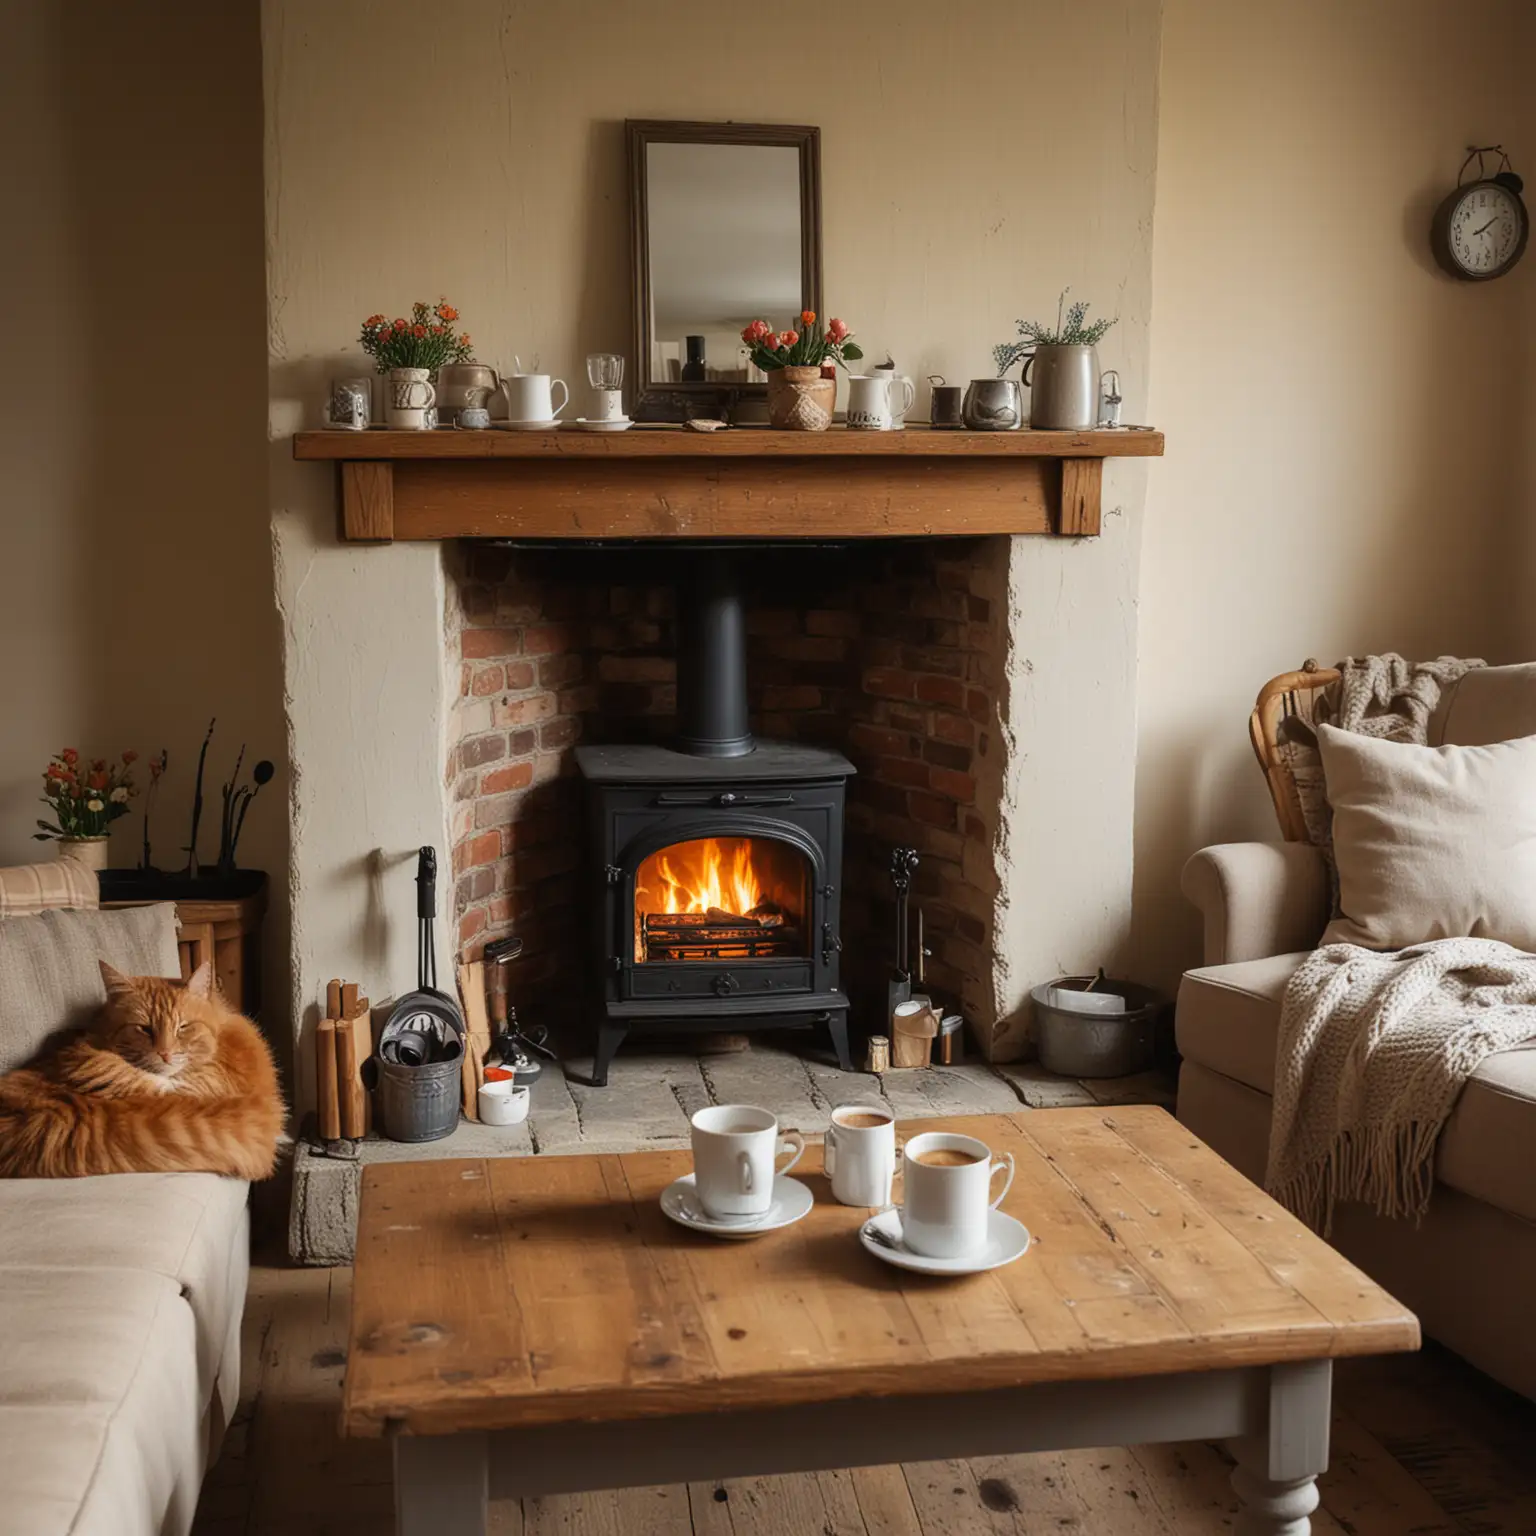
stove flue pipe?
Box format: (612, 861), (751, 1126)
(676, 549), (754, 758)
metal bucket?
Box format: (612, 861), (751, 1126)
(1030, 976), (1163, 1078)
(374, 1047), (462, 1142)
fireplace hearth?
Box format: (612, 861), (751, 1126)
(575, 549), (853, 1085)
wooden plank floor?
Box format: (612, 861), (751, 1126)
(194, 1263), (1536, 1535)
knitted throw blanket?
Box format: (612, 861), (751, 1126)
(1267, 938), (1536, 1233)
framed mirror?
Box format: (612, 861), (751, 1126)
(627, 120), (821, 418)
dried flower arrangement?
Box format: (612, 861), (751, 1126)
(993, 290), (1118, 377)
(360, 300), (474, 373)
(741, 312), (864, 371)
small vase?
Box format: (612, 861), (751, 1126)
(766, 365), (835, 431)
(57, 836), (111, 872)
(385, 367), (437, 430)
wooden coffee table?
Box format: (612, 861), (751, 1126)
(343, 1107), (1417, 1535)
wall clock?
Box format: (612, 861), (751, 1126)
(1432, 145), (1528, 282)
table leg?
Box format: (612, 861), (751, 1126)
(394, 1431), (487, 1536)
(1229, 1360), (1331, 1535)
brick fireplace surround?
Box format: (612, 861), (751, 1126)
(446, 539), (1011, 1051)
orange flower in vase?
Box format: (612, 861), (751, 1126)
(741, 312), (863, 431)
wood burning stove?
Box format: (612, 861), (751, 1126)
(575, 551), (853, 1086)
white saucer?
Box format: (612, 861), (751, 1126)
(660, 1174), (813, 1239)
(858, 1208), (1031, 1276)
(564, 417), (633, 432)
(492, 419), (562, 431)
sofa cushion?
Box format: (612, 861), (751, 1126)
(1179, 957), (1536, 1224)
(0, 1172), (248, 1402)
(1436, 661), (1536, 746)
(0, 903), (179, 1072)
(0, 1267), (203, 1536)
(0, 859), (99, 918)
(1317, 725), (1536, 951)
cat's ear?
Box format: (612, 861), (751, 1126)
(184, 961), (214, 1000)
(99, 960), (133, 996)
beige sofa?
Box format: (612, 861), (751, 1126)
(1176, 663), (1536, 1401)
(0, 862), (248, 1536)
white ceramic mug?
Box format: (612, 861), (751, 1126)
(900, 1130), (1015, 1259)
(824, 1104), (899, 1207)
(877, 371), (916, 429)
(846, 373), (915, 431)
(690, 1104), (805, 1221)
(386, 367), (436, 430)
(500, 371), (569, 423)
(590, 386), (625, 422)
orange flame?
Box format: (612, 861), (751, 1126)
(647, 838), (762, 916)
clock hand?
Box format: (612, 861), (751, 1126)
(1472, 218), (1500, 236)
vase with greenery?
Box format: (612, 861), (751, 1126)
(34, 748), (138, 870)
(992, 291), (1118, 430)
(361, 300), (475, 427)
(741, 312), (863, 430)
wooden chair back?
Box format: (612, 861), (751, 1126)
(1249, 660), (1340, 843)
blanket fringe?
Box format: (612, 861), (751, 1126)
(1271, 1119), (1443, 1234)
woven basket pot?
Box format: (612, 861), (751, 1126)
(766, 365), (835, 431)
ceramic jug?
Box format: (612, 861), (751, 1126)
(435, 362), (501, 421)
(1023, 344), (1100, 431)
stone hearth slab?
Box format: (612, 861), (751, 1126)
(288, 1044), (1174, 1264)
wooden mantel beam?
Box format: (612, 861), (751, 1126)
(293, 426), (1163, 544)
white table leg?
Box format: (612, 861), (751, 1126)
(1229, 1360), (1331, 1536)
(394, 1431), (488, 1536)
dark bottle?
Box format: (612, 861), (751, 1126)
(681, 334), (707, 382)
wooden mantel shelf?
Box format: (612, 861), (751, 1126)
(292, 425), (1164, 543)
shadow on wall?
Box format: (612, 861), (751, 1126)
(44, 8), (290, 1060)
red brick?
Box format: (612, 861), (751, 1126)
(888, 708), (926, 733)
(541, 716), (581, 750)
(458, 732), (506, 769)
(806, 608), (861, 639)
(460, 583), (496, 622)
(908, 791), (959, 829)
(508, 728), (538, 758)
(762, 685), (822, 711)
(873, 755), (931, 791)
(966, 688), (991, 723)
(492, 692), (557, 727)
(459, 662), (472, 697)
(539, 653), (584, 689)
(461, 627), (523, 659)
(923, 738), (973, 772)
(597, 655), (675, 683)
(459, 907), (488, 947)
(523, 624), (571, 656)
(504, 660), (537, 691)
(462, 830), (501, 870)
(967, 594), (992, 623)
(470, 664), (503, 696)
(474, 793), (522, 829)
(903, 646), (965, 678)
(915, 674), (966, 709)
(480, 761), (534, 796)
(864, 668), (915, 700)
(932, 712), (974, 747)
(848, 723), (912, 758)
(558, 684), (600, 715)
(930, 767), (977, 804)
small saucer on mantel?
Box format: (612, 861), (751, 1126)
(491, 419), (562, 431)
(858, 1207), (1031, 1276)
(660, 1173), (812, 1240)
(563, 417), (633, 432)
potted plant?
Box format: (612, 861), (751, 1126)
(360, 300), (475, 428)
(741, 312), (863, 430)
(34, 749), (138, 870)
(993, 290), (1117, 430)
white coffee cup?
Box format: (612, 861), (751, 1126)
(824, 1104), (899, 1207)
(500, 371), (569, 423)
(900, 1131), (1015, 1259)
(846, 373), (916, 431)
(877, 371), (916, 429)
(690, 1103), (805, 1221)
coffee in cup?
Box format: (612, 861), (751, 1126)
(900, 1131), (1015, 1258)
(824, 1104), (898, 1207)
(690, 1104), (805, 1221)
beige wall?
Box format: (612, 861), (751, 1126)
(0, 4), (288, 1041)
(265, 0), (1160, 1084)
(1129, 0), (1534, 992)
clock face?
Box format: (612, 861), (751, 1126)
(1446, 183), (1525, 277)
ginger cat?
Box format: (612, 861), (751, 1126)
(0, 960), (284, 1180)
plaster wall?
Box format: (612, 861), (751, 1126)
(264, 0), (1160, 1086)
(1130, 0), (1535, 992)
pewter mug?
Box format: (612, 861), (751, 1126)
(962, 377), (1023, 431)
(928, 376), (965, 429)
(1022, 344), (1100, 431)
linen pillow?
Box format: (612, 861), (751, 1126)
(0, 903), (179, 1073)
(1318, 724), (1536, 951)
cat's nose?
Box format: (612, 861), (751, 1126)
(158, 1051), (174, 1063)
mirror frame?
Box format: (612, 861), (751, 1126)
(626, 119), (822, 419)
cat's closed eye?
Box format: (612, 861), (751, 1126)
(138, 1025), (153, 1036)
